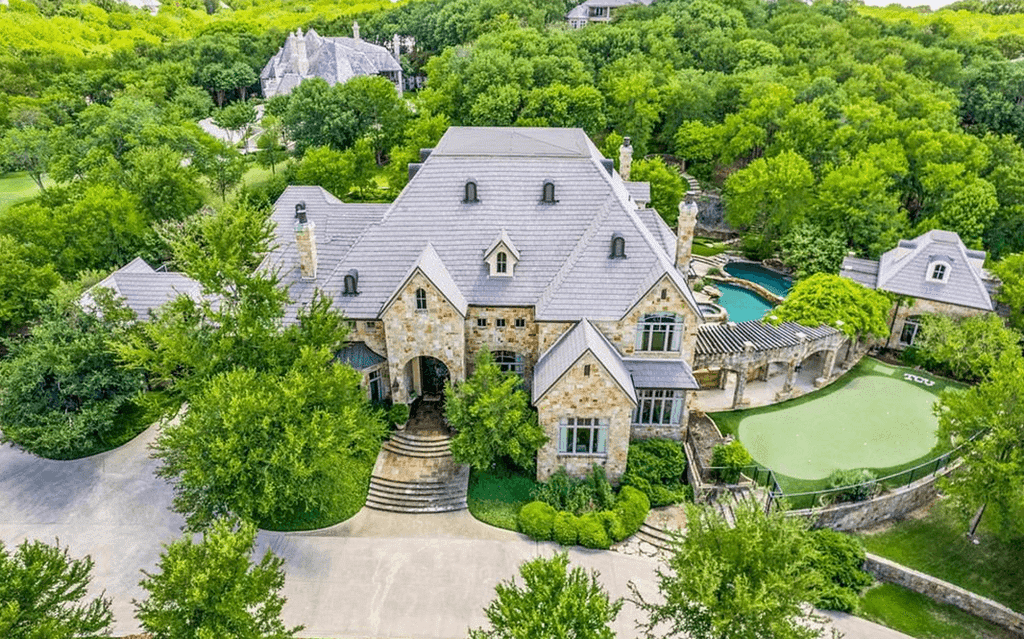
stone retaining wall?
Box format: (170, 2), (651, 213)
(864, 554), (1024, 636)
(788, 464), (952, 531)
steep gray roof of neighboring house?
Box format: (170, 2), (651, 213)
(566, 0), (653, 18)
(335, 341), (386, 370)
(84, 258), (203, 320)
(260, 28), (401, 98)
(533, 319), (637, 404)
(624, 358), (699, 390)
(266, 127), (702, 323)
(843, 230), (994, 311)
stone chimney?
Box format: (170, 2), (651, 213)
(294, 29), (309, 77)
(619, 136), (633, 181)
(294, 201), (317, 279)
(353, 20), (361, 41)
(676, 191), (699, 276)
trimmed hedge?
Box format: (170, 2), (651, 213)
(517, 483), (650, 549)
(518, 501), (556, 541)
(621, 439), (692, 507)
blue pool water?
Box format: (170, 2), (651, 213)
(724, 262), (792, 297)
(717, 282), (774, 323)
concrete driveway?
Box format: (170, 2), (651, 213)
(0, 423), (912, 638)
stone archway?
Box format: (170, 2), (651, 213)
(401, 355), (453, 402)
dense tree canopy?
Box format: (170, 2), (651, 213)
(765, 273), (892, 338)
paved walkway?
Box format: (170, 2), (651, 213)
(0, 423), (915, 638)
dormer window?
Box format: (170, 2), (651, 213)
(464, 181), (478, 203)
(927, 259), (951, 284)
(485, 229), (519, 277)
(609, 233), (626, 259)
(542, 181), (557, 203)
(415, 288), (427, 310)
(496, 252), (507, 274)
(343, 269), (359, 295)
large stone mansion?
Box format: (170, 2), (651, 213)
(265, 127), (703, 481)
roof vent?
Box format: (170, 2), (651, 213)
(419, 148), (433, 162)
(408, 163), (422, 180)
(295, 201), (308, 224)
(601, 158), (614, 175)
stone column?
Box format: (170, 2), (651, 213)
(782, 358), (798, 394)
(845, 335), (858, 364)
(758, 360), (770, 382)
(731, 342), (755, 409)
(619, 137), (633, 180)
(816, 349), (838, 387)
(676, 191), (699, 276)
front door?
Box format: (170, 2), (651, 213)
(419, 357), (450, 397)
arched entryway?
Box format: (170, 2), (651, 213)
(403, 355), (451, 401)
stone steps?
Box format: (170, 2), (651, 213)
(366, 430), (469, 514)
(382, 434), (452, 458)
(366, 475), (468, 513)
(682, 172), (702, 195)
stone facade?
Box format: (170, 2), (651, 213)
(382, 271), (466, 403)
(537, 321), (575, 354)
(535, 351), (635, 483)
(864, 554), (1024, 635)
(594, 274), (700, 359)
(885, 297), (988, 350)
(464, 306), (539, 384)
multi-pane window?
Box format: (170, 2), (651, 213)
(477, 318), (487, 327)
(494, 351), (523, 377)
(368, 369), (383, 403)
(415, 288), (427, 310)
(496, 252), (507, 273)
(633, 389), (684, 426)
(559, 418), (608, 455)
(515, 318), (526, 328)
(900, 316), (922, 346)
(636, 314), (683, 352)
(931, 263), (947, 281)
(496, 318), (507, 328)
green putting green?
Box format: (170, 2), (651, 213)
(731, 359), (949, 481)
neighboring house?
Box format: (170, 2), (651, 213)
(82, 258), (202, 320)
(566, 0), (654, 28)
(840, 230), (998, 349)
(122, 0), (159, 15)
(197, 104), (265, 154)
(260, 24), (403, 99)
(262, 127), (702, 482)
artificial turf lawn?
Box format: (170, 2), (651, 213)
(712, 358), (961, 492)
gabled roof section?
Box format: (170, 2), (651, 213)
(624, 358), (699, 390)
(84, 258), (203, 320)
(875, 230), (993, 311)
(484, 228), (521, 260)
(533, 319), (637, 404)
(382, 243), (468, 316)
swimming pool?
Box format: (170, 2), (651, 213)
(716, 282), (774, 323)
(724, 262), (792, 297)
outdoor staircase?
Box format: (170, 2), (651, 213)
(682, 172), (702, 195)
(707, 485), (767, 529)
(366, 429), (469, 514)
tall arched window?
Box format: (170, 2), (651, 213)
(542, 181), (556, 203)
(464, 181), (478, 203)
(636, 313), (683, 352)
(496, 251), (507, 274)
(415, 288), (427, 310)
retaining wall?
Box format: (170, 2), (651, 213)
(864, 554), (1024, 636)
(788, 464), (953, 531)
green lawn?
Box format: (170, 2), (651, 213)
(712, 358), (962, 502)
(467, 465), (539, 531)
(859, 499), (1024, 612)
(860, 583), (1015, 639)
(691, 236), (728, 257)
(0, 171), (53, 212)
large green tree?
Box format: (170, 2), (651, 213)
(631, 501), (824, 639)
(136, 518), (302, 639)
(777, 223), (847, 280)
(765, 273), (892, 338)
(724, 149), (814, 243)
(912, 313), (1022, 382)
(469, 553), (622, 639)
(991, 252), (1024, 331)
(630, 156), (684, 227)
(0, 539), (113, 639)
(446, 348), (546, 472)
(935, 353), (1024, 540)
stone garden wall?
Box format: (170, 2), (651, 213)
(864, 554), (1024, 636)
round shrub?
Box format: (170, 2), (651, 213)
(597, 511), (627, 543)
(553, 511), (579, 546)
(710, 440), (753, 484)
(518, 501), (556, 541)
(577, 512), (612, 550)
(823, 469), (878, 504)
(613, 486), (650, 536)
(388, 403), (410, 427)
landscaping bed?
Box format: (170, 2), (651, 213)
(467, 464), (539, 531)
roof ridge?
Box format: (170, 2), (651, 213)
(535, 198), (613, 316)
(951, 235), (994, 310)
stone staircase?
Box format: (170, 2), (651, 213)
(682, 172), (702, 195)
(366, 429), (469, 514)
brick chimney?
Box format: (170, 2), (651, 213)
(294, 201), (317, 279)
(619, 136), (633, 181)
(676, 191), (699, 276)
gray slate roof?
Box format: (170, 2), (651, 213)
(567, 0), (653, 18)
(533, 319), (637, 404)
(335, 341), (386, 370)
(383, 243), (469, 316)
(260, 28), (401, 98)
(266, 127), (701, 324)
(624, 358), (699, 390)
(840, 230), (994, 311)
(695, 321), (839, 357)
(625, 181), (650, 203)
(84, 258), (202, 320)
